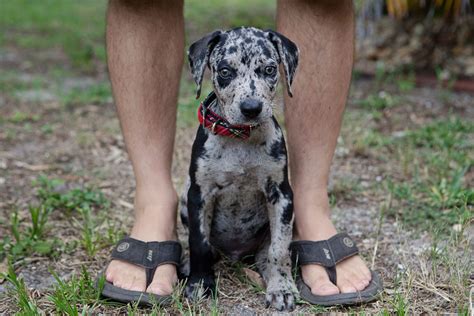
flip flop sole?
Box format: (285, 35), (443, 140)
(96, 273), (172, 307)
(298, 270), (383, 306)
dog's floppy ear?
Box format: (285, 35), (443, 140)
(267, 31), (299, 97)
(188, 30), (223, 99)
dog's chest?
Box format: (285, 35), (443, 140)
(199, 137), (282, 258)
(200, 137), (280, 186)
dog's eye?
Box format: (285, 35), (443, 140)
(218, 67), (232, 79)
(264, 66), (276, 76)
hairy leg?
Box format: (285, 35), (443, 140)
(277, 0), (372, 295)
(105, 0), (184, 295)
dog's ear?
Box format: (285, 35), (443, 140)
(267, 31), (299, 97)
(188, 30), (224, 99)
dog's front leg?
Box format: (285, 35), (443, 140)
(263, 177), (298, 311)
(185, 182), (216, 299)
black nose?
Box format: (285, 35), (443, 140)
(240, 99), (263, 119)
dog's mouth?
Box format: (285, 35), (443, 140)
(223, 108), (272, 127)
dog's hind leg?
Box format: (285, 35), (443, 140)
(179, 177), (190, 227)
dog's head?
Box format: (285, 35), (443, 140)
(188, 27), (299, 125)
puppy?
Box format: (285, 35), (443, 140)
(180, 27), (299, 311)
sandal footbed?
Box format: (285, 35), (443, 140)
(97, 272), (172, 306)
(297, 270), (383, 306)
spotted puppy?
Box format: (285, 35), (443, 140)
(180, 27), (299, 311)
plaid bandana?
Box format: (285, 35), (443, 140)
(197, 92), (259, 140)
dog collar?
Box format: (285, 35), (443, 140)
(197, 92), (258, 140)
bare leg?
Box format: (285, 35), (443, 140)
(105, 0), (184, 295)
(277, 0), (372, 295)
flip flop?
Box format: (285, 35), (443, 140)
(290, 233), (383, 306)
(97, 237), (182, 306)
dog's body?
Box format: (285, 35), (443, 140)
(181, 27), (299, 311)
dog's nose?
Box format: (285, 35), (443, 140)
(240, 99), (263, 119)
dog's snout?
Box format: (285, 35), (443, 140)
(240, 99), (263, 119)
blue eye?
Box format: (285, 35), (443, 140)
(219, 67), (232, 78)
(264, 66), (276, 76)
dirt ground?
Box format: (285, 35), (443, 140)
(1, 32), (473, 315)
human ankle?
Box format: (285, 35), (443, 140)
(293, 190), (338, 241)
(130, 211), (177, 242)
(134, 182), (178, 212)
(130, 183), (178, 242)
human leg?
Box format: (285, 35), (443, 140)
(105, 0), (184, 295)
(277, 0), (372, 296)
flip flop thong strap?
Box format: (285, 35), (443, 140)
(111, 237), (182, 286)
(290, 233), (359, 285)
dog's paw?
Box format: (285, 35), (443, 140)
(184, 274), (216, 300)
(265, 289), (296, 311)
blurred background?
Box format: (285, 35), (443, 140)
(0, 0), (473, 314)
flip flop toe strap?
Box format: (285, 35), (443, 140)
(111, 237), (182, 287)
(290, 233), (359, 285)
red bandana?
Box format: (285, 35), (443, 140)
(197, 93), (258, 140)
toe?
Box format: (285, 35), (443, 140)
(105, 260), (146, 292)
(312, 282), (339, 296)
(129, 277), (145, 292)
(338, 279), (358, 294)
(301, 265), (340, 296)
(353, 277), (370, 291)
(147, 282), (173, 296)
(146, 264), (177, 296)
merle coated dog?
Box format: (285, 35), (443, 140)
(180, 27), (299, 311)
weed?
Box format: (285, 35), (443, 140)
(8, 111), (41, 123)
(34, 175), (110, 215)
(4, 263), (41, 315)
(61, 82), (112, 107)
(48, 266), (103, 314)
(383, 117), (473, 232)
(28, 205), (51, 240)
(396, 73), (416, 92)
(1, 207), (58, 260)
(75, 207), (101, 257)
(1, 177), (111, 261)
(40, 123), (54, 134)
(403, 117), (473, 151)
(358, 91), (396, 111)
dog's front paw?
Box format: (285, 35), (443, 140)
(265, 289), (296, 311)
(185, 274), (216, 300)
(265, 275), (298, 311)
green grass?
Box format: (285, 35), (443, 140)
(48, 266), (104, 315)
(4, 264), (41, 314)
(382, 118), (473, 232)
(357, 91), (396, 111)
(60, 82), (112, 107)
(1, 0), (274, 72)
(34, 176), (110, 214)
(1, 0), (106, 71)
(0, 176), (112, 261)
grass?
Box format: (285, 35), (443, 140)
(4, 264), (41, 315)
(48, 267), (104, 315)
(383, 118), (473, 231)
(61, 82), (113, 107)
(1, 0), (106, 71)
(357, 91), (396, 111)
(1, 0), (274, 72)
(0, 176), (112, 262)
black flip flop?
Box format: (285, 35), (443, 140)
(97, 237), (182, 306)
(290, 233), (383, 306)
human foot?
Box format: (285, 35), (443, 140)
(294, 203), (372, 296)
(105, 191), (179, 296)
